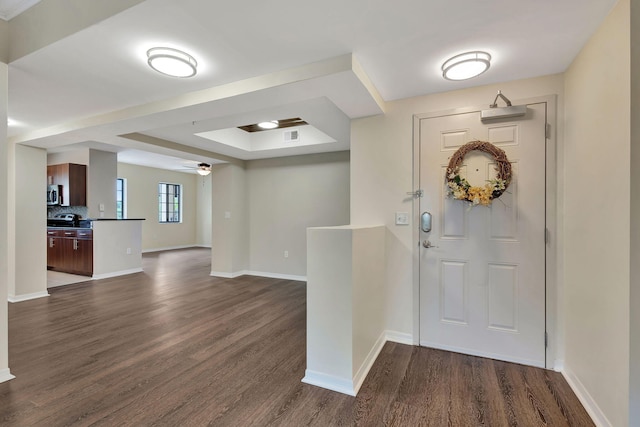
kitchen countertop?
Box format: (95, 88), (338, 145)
(88, 218), (146, 221)
(47, 226), (92, 230)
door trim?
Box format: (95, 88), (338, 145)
(411, 95), (559, 369)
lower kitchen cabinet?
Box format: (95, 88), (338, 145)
(47, 228), (93, 276)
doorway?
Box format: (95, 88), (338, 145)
(413, 97), (557, 368)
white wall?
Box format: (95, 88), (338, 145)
(117, 163), (198, 251)
(350, 74), (565, 343)
(247, 152), (350, 277)
(563, 1), (630, 426)
(88, 149), (117, 218)
(305, 225), (385, 395)
(92, 220), (143, 278)
(196, 174), (212, 247)
(13, 144), (47, 299)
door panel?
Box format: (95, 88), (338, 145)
(419, 103), (546, 367)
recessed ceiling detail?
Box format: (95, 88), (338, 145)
(196, 124), (335, 154)
(238, 117), (308, 133)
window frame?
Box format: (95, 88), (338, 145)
(158, 182), (182, 224)
(116, 178), (127, 219)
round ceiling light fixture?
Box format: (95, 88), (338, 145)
(147, 47), (198, 78)
(257, 120), (279, 129)
(442, 51), (491, 81)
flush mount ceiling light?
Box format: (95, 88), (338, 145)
(147, 47), (198, 78)
(196, 163), (211, 176)
(442, 51), (491, 81)
(257, 120), (279, 130)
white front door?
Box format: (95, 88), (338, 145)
(418, 102), (547, 367)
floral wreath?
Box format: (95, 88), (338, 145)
(445, 140), (512, 206)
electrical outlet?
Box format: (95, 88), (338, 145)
(284, 250), (289, 258)
(224, 211), (231, 219)
(126, 248), (131, 255)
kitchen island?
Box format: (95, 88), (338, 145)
(47, 218), (145, 280)
(91, 219), (145, 279)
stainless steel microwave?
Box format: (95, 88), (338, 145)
(47, 184), (61, 205)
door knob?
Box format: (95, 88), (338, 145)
(422, 240), (438, 248)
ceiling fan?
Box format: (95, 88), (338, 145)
(195, 163), (211, 176)
(180, 161), (212, 176)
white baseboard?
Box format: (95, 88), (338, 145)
(302, 329), (413, 397)
(562, 366), (610, 427)
(142, 245), (197, 253)
(246, 271), (307, 282)
(92, 268), (144, 280)
(420, 340), (545, 368)
(210, 270), (307, 281)
(385, 330), (414, 345)
(302, 370), (357, 396)
(553, 358), (564, 372)
(8, 291), (50, 303)
(0, 368), (15, 383)
(210, 270), (248, 279)
(352, 331), (387, 395)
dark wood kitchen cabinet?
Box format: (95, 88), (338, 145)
(73, 229), (93, 276)
(47, 228), (93, 276)
(46, 229), (62, 269)
(47, 163), (87, 206)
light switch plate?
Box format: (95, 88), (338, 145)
(224, 211), (231, 219)
(395, 212), (409, 225)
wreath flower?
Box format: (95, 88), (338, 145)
(445, 140), (512, 207)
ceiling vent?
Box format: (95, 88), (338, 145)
(284, 129), (300, 143)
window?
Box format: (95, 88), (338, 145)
(116, 178), (126, 219)
(158, 183), (181, 223)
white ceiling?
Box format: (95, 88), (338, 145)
(7, 0), (619, 171)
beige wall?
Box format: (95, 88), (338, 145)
(563, 1), (631, 426)
(631, 1), (640, 423)
(210, 163), (249, 275)
(8, 0), (145, 62)
(0, 20), (8, 63)
(117, 163), (198, 251)
(0, 62), (10, 378)
(247, 152), (350, 277)
(13, 144), (47, 298)
(196, 174), (212, 247)
(47, 150), (90, 166)
(88, 149), (117, 218)
(351, 74), (564, 341)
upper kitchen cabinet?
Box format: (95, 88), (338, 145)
(47, 163), (87, 206)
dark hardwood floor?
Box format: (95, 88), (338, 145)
(1, 248), (593, 426)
